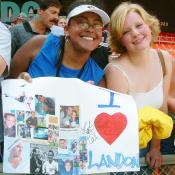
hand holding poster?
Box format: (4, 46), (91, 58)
(2, 77), (139, 174)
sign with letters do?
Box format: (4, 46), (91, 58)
(2, 77), (139, 174)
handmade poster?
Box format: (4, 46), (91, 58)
(2, 77), (139, 174)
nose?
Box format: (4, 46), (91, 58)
(131, 28), (139, 36)
(55, 15), (59, 22)
(86, 25), (95, 33)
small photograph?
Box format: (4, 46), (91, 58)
(70, 139), (79, 155)
(8, 141), (23, 168)
(48, 131), (58, 147)
(42, 149), (58, 175)
(33, 128), (48, 140)
(49, 115), (59, 125)
(58, 139), (68, 150)
(3, 91), (33, 110)
(60, 106), (80, 128)
(3, 137), (30, 173)
(16, 110), (25, 123)
(78, 160), (87, 174)
(37, 117), (46, 128)
(35, 95), (55, 116)
(59, 156), (74, 175)
(17, 124), (31, 138)
(30, 144), (58, 175)
(79, 137), (88, 161)
(48, 124), (59, 147)
(30, 146), (42, 174)
(14, 91), (27, 103)
(25, 111), (37, 128)
(73, 155), (80, 175)
(25, 111), (32, 119)
(4, 112), (16, 137)
(73, 155), (87, 175)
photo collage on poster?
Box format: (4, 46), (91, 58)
(58, 105), (88, 175)
(3, 90), (88, 175)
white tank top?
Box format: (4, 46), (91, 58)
(106, 63), (164, 109)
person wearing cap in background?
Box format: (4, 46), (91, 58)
(9, 0), (110, 87)
(10, 0), (61, 58)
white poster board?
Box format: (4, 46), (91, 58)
(2, 77), (139, 174)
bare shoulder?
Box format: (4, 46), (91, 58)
(26, 35), (47, 48)
(10, 35), (48, 78)
(172, 58), (175, 71)
(154, 49), (173, 72)
(160, 49), (173, 65)
(13, 35), (48, 61)
(105, 56), (129, 93)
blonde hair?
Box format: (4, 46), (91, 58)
(109, 2), (160, 54)
(59, 16), (66, 21)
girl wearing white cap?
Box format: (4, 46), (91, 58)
(9, 0), (110, 86)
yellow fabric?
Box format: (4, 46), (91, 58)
(139, 106), (173, 148)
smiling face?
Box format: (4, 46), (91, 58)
(47, 150), (54, 162)
(65, 12), (103, 53)
(121, 11), (152, 52)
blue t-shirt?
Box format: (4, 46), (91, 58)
(28, 34), (104, 85)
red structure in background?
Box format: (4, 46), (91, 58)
(153, 32), (175, 58)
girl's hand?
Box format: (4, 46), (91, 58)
(18, 72), (32, 83)
(146, 148), (163, 169)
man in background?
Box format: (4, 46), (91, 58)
(10, 0), (62, 57)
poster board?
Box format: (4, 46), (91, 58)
(2, 77), (139, 174)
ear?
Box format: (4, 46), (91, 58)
(37, 8), (44, 16)
(64, 26), (69, 36)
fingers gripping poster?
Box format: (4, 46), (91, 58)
(2, 77), (139, 174)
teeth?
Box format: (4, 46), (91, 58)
(134, 37), (144, 44)
(82, 37), (93, 40)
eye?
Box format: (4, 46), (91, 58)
(78, 22), (89, 29)
(93, 24), (103, 30)
(123, 30), (130, 35)
(136, 23), (143, 28)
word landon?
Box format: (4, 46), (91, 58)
(88, 150), (139, 170)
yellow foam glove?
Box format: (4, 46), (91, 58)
(139, 106), (173, 148)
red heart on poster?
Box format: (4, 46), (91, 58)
(94, 112), (127, 145)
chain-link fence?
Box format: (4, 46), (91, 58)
(108, 155), (175, 175)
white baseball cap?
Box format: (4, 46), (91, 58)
(67, 5), (110, 26)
